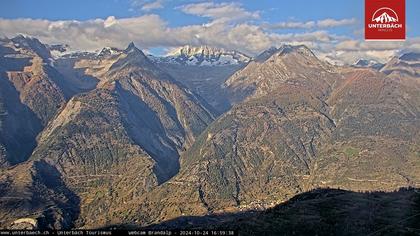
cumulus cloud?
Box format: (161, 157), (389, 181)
(0, 15), (342, 56)
(336, 39), (410, 51)
(0, 15), (169, 51)
(104, 16), (117, 28)
(0, 13), (418, 64)
(179, 2), (259, 23)
(319, 37), (420, 64)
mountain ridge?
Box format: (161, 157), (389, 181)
(0, 35), (419, 230)
(153, 45), (251, 66)
(0, 38), (216, 228)
(121, 44), (420, 227)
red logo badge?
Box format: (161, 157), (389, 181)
(365, 0), (405, 40)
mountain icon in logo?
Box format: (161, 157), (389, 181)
(372, 7), (399, 23)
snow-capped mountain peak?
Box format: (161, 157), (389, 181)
(97, 47), (122, 57)
(353, 58), (384, 70)
(156, 45), (251, 66)
(354, 58), (379, 66)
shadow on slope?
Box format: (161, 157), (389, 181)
(0, 71), (42, 165)
(109, 188), (420, 236)
(117, 83), (181, 184)
(33, 161), (81, 229)
(0, 160), (80, 229)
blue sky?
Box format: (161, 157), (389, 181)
(0, 0), (419, 63)
(1, 0), (419, 35)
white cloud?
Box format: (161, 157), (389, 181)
(327, 38), (420, 63)
(336, 39), (406, 51)
(179, 2), (259, 23)
(0, 15), (169, 51)
(104, 16), (117, 28)
(266, 21), (316, 29)
(142, 0), (164, 11)
(0, 16), (299, 55)
(0, 14), (418, 65)
(130, 0), (164, 12)
(267, 18), (357, 29)
(317, 18), (357, 28)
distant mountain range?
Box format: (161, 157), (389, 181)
(151, 46), (250, 114)
(49, 44), (251, 67)
(0, 35), (419, 232)
(47, 42), (249, 113)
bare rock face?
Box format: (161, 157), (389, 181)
(9, 218), (38, 230)
(0, 36), (86, 167)
(6, 56), (66, 125)
(10, 35), (52, 62)
(0, 37), (66, 166)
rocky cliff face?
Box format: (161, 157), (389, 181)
(6, 56), (66, 125)
(0, 37), (68, 166)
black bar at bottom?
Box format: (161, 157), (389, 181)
(0, 230), (238, 236)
